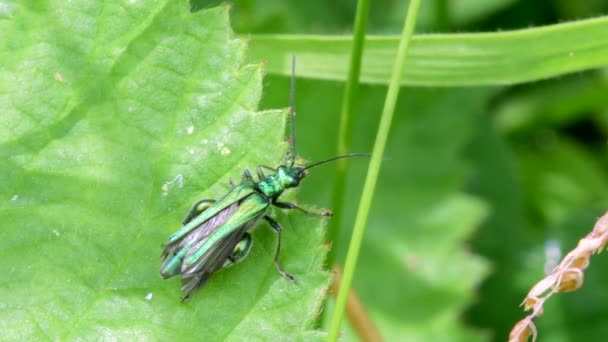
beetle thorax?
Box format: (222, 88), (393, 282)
(257, 166), (301, 198)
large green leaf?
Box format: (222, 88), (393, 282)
(349, 88), (491, 340)
(464, 113), (528, 340)
(0, 1), (329, 339)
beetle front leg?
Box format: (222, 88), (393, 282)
(255, 165), (277, 181)
(242, 169), (254, 182)
(273, 201), (333, 217)
(256, 166), (266, 182)
(263, 215), (295, 282)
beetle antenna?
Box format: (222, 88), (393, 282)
(289, 55), (297, 167)
(303, 153), (370, 171)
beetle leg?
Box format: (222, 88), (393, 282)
(257, 165), (277, 181)
(256, 166), (266, 182)
(180, 272), (211, 302)
(242, 169), (253, 181)
(263, 215), (295, 282)
(222, 233), (253, 269)
(273, 201), (333, 217)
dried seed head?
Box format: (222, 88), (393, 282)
(509, 319), (536, 342)
(522, 296), (539, 312)
(576, 238), (599, 255)
(527, 276), (556, 300)
(598, 239), (608, 253)
(557, 268), (584, 292)
(572, 253), (590, 270)
(510, 211), (608, 341)
(592, 212), (608, 235)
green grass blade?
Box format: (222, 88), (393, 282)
(326, 0), (371, 269)
(327, 0), (422, 340)
(246, 16), (608, 86)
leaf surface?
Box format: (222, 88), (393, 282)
(0, 2), (329, 340)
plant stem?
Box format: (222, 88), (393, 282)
(326, 0), (371, 274)
(326, 1), (421, 340)
(330, 265), (382, 342)
(319, 0), (371, 329)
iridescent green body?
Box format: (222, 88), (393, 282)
(160, 165), (321, 300)
(160, 57), (367, 300)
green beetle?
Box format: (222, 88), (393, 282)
(160, 57), (367, 300)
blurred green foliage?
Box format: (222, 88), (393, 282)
(2, 0), (608, 341)
(191, 0), (608, 340)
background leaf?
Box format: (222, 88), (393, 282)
(246, 16), (608, 86)
(244, 1), (608, 341)
(261, 76), (493, 340)
(0, 1), (329, 339)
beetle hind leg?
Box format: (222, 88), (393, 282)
(180, 272), (211, 302)
(182, 199), (216, 225)
(221, 233), (253, 269)
(263, 215), (296, 282)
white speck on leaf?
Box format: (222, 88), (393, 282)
(197, 95), (209, 107)
(54, 72), (64, 83)
(145, 293), (153, 300)
(53, 229), (60, 236)
(162, 174), (184, 195)
(188, 148), (195, 155)
(187, 125), (194, 135)
(216, 142), (231, 156)
(11, 194), (18, 201)
(197, 91), (223, 107)
(0, 2), (15, 16)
